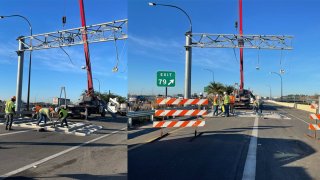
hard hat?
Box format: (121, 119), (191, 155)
(215, 94), (219, 97)
(223, 92), (226, 95)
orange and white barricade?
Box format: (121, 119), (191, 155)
(307, 123), (320, 139)
(306, 113), (320, 139)
(153, 120), (205, 128)
(310, 103), (318, 109)
(153, 98), (208, 136)
(310, 102), (319, 114)
(309, 113), (320, 124)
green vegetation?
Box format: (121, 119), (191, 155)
(81, 91), (126, 103)
(205, 82), (236, 95)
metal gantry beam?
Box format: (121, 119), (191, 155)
(190, 33), (293, 50)
(19, 19), (128, 51)
(14, 19), (127, 113)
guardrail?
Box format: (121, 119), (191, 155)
(127, 110), (155, 128)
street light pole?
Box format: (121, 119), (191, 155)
(148, 2), (192, 98)
(0, 15), (32, 111)
(204, 68), (214, 83)
(270, 72), (283, 101)
(266, 85), (272, 100)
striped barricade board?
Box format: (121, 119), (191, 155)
(310, 103), (318, 109)
(156, 98), (208, 105)
(153, 98), (208, 136)
(155, 109), (207, 117)
(309, 114), (320, 120)
(153, 120), (205, 128)
(308, 123), (320, 131)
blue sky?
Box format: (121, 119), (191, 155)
(128, 0), (320, 98)
(0, 0), (127, 102)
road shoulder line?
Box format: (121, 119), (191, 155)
(0, 127), (127, 178)
(242, 116), (259, 180)
(0, 130), (31, 137)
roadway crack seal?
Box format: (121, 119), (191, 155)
(128, 132), (169, 151)
(128, 127), (188, 151)
(189, 132), (204, 142)
(149, 133), (169, 143)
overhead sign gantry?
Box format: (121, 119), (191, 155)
(14, 19), (128, 112)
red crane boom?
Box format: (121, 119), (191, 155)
(79, 0), (94, 96)
(239, 0), (244, 90)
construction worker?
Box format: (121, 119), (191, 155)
(229, 93), (235, 115)
(223, 92), (230, 117)
(57, 107), (69, 128)
(32, 104), (42, 120)
(37, 107), (54, 126)
(253, 96), (263, 114)
(5, 96), (16, 130)
(219, 95), (225, 116)
(213, 94), (219, 116)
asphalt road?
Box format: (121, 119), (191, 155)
(0, 114), (127, 180)
(128, 103), (320, 180)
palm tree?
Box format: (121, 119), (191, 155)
(225, 85), (235, 95)
(207, 82), (225, 95)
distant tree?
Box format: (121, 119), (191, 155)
(225, 85), (235, 95)
(207, 82), (225, 95)
(80, 90), (126, 103)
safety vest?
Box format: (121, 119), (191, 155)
(213, 97), (218, 105)
(230, 95), (235, 104)
(39, 108), (50, 116)
(59, 108), (68, 118)
(5, 100), (15, 114)
(224, 95), (230, 104)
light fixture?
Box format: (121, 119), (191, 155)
(112, 66), (118, 72)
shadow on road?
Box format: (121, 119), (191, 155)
(129, 133), (315, 180)
(128, 127), (159, 140)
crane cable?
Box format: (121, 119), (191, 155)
(256, 48), (260, 70)
(280, 49), (284, 73)
(112, 30), (120, 72)
(62, 0), (67, 28)
(118, 39), (127, 73)
(58, 0), (74, 67)
(233, 20), (239, 63)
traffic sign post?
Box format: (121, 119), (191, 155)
(157, 71), (175, 87)
(157, 71), (175, 98)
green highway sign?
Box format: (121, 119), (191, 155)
(204, 86), (209, 92)
(157, 71), (175, 87)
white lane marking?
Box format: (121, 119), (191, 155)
(0, 130), (31, 137)
(242, 116), (259, 180)
(278, 109), (308, 125)
(0, 127), (127, 178)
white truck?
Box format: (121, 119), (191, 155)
(107, 97), (127, 116)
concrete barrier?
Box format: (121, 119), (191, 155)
(268, 100), (316, 113)
(269, 101), (295, 108)
(296, 104), (316, 113)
